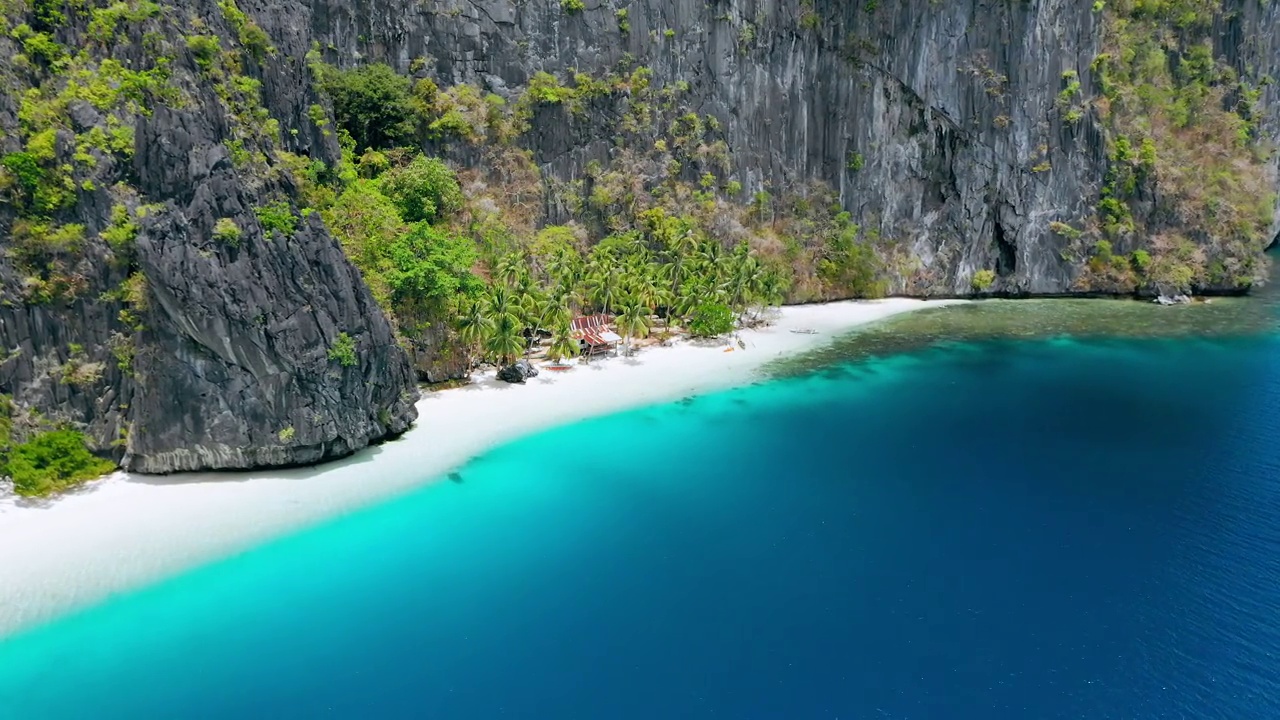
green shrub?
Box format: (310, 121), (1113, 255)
(328, 331), (358, 367)
(186, 34), (220, 70)
(88, 0), (162, 43)
(212, 217), (241, 245)
(1048, 221), (1083, 240)
(561, 0), (585, 13)
(526, 71), (576, 105)
(1131, 249), (1151, 272)
(254, 201), (295, 238)
(11, 24), (66, 67)
(817, 221), (886, 297)
(239, 21), (272, 60)
(2, 151), (44, 198)
(688, 302), (735, 337)
(32, 0), (66, 28)
(101, 204), (138, 252)
(378, 155), (461, 223)
(218, 0), (273, 58)
(971, 269), (996, 291)
(321, 179), (405, 310)
(383, 223), (483, 311)
(321, 63), (416, 151)
(4, 429), (116, 497)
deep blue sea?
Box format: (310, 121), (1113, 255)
(2, 320), (1279, 717)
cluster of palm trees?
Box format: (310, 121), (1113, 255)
(455, 217), (789, 370)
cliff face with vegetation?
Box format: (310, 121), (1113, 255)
(0, 0), (1276, 482)
(308, 0), (1278, 294)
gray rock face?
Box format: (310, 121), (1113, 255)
(408, 321), (471, 384)
(0, 1), (419, 473)
(123, 192), (417, 474)
(305, 0), (1279, 294)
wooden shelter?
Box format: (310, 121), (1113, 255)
(571, 314), (621, 359)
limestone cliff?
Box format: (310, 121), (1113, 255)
(306, 0), (1279, 294)
(0, 0), (1275, 474)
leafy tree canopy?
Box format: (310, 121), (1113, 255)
(323, 63), (416, 151)
(379, 155), (463, 224)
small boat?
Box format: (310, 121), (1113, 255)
(790, 329), (819, 335)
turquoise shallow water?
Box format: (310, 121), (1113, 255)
(2, 332), (1280, 717)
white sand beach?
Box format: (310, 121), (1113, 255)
(0, 297), (955, 635)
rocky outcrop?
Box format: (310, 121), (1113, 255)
(0, 0), (419, 473)
(408, 321), (470, 383)
(497, 359), (538, 384)
(123, 185), (418, 473)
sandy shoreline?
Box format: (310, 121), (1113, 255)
(0, 298), (955, 636)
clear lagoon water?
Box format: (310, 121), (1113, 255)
(1, 292), (1279, 718)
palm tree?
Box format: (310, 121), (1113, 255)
(455, 299), (494, 365)
(538, 296), (572, 337)
(484, 285), (525, 366)
(514, 273), (546, 355)
(671, 284), (704, 329)
(545, 321), (580, 364)
(632, 266), (674, 332)
(545, 249), (580, 289)
(495, 253), (525, 288)
(615, 301), (652, 356)
(727, 245), (758, 317)
(586, 267), (621, 317)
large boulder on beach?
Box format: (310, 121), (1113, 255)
(497, 360), (540, 384)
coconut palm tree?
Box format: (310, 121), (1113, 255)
(727, 244), (759, 317)
(586, 267), (621, 317)
(545, 321), (581, 364)
(455, 298), (494, 363)
(484, 285), (525, 366)
(545, 249), (581, 289)
(631, 267), (671, 331)
(666, 225), (698, 276)
(514, 272), (545, 352)
(615, 301), (652, 356)
(495, 253), (525, 288)
(538, 296), (572, 337)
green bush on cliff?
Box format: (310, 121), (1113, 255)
(378, 155), (462, 223)
(322, 63), (416, 151)
(817, 218), (886, 298)
(186, 34), (221, 71)
(971, 269), (996, 292)
(254, 201), (296, 238)
(328, 332), (358, 367)
(3, 429), (115, 498)
(321, 167), (481, 320)
(384, 223), (483, 311)
(212, 217), (242, 246)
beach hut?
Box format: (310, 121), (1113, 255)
(571, 314), (621, 359)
